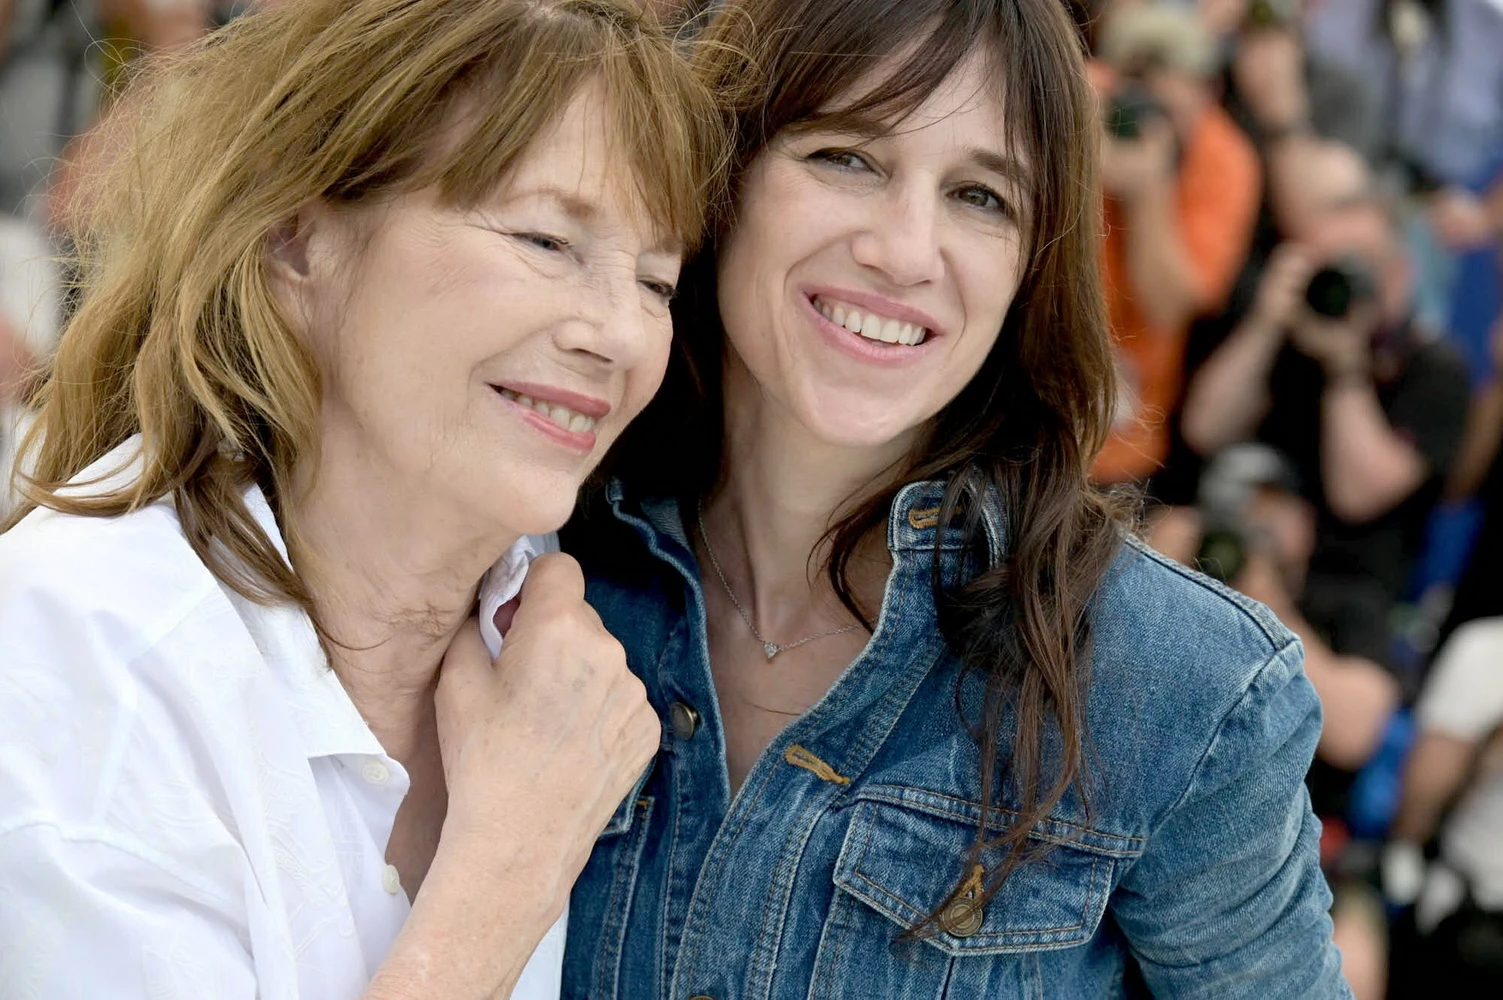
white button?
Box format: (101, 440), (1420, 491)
(361, 759), (390, 785)
(381, 864), (402, 895)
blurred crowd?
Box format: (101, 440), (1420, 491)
(1082, 0), (1503, 995)
(1, 0), (1501, 997)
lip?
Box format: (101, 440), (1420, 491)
(799, 292), (941, 368)
(802, 285), (946, 339)
(491, 381), (612, 420)
(488, 383), (604, 455)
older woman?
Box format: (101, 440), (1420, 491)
(0, 1), (720, 998)
(563, 0), (1350, 996)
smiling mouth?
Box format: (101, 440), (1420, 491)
(811, 294), (931, 347)
(494, 387), (599, 434)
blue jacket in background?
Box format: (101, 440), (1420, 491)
(562, 478), (1352, 999)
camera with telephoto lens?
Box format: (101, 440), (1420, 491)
(1105, 83), (1170, 140)
(1193, 445), (1295, 585)
(1304, 255), (1378, 320)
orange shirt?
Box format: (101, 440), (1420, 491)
(1092, 102), (1261, 484)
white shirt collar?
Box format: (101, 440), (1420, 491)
(61, 436), (552, 754)
(476, 532), (557, 658)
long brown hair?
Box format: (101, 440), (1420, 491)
(606, 0), (1132, 929)
(6, 0), (723, 620)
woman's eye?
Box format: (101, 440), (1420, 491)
(955, 185), (1011, 217)
(516, 232), (570, 253)
(809, 148), (874, 173)
(639, 279), (677, 303)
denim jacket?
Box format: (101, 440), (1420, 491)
(562, 479), (1351, 999)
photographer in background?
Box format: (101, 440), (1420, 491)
(1383, 614), (1503, 995)
(1181, 140), (1469, 1000)
(1091, 2), (1261, 485)
(1225, 0), (1386, 165)
(1182, 140), (1469, 690)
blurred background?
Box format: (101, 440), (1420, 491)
(1, 0), (1500, 996)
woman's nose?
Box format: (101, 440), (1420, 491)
(552, 269), (655, 368)
(849, 185), (944, 287)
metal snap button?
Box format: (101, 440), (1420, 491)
(940, 895), (984, 937)
(668, 701), (700, 740)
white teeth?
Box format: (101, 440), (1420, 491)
(814, 295), (928, 347)
(497, 389), (597, 434)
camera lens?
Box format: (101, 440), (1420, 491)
(1304, 257), (1376, 319)
(1105, 85), (1166, 141)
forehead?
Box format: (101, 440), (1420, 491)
(817, 46), (1010, 139)
(485, 84), (680, 251)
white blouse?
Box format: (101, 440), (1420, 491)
(0, 441), (566, 999)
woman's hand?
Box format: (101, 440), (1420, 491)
(434, 552), (660, 873)
(368, 553), (659, 1000)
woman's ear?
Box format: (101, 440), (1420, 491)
(266, 204), (320, 284)
(266, 201), (345, 328)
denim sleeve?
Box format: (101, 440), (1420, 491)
(1109, 639), (1352, 999)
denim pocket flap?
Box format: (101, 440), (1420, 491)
(832, 785), (1141, 956)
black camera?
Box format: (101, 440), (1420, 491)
(1194, 527), (1248, 585)
(1193, 445), (1296, 585)
(1105, 84), (1170, 140)
(1304, 256), (1378, 319)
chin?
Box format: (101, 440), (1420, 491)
(799, 397), (919, 451)
(469, 471), (583, 540)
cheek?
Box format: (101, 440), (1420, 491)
(958, 244), (1023, 348)
(619, 323), (675, 422)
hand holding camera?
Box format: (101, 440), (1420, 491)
(1100, 95), (1177, 200)
(1250, 242), (1381, 374)
(1292, 254), (1381, 375)
(1248, 242), (1319, 331)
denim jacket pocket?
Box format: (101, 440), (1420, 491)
(832, 785), (1142, 956)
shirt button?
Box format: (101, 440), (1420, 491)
(361, 759), (391, 785)
(381, 864), (402, 895)
(668, 701), (700, 740)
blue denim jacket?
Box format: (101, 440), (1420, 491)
(562, 479), (1351, 999)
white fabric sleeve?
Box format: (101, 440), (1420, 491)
(0, 824), (258, 999)
(1415, 619), (1503, 741)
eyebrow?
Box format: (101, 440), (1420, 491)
(966, 147), (1032, 193)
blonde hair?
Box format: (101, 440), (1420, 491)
(6, 0), (723, 616)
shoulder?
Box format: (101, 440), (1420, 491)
(0, 497), (220, 658)
(1093, 533), (1296, 662)
(1186, 104), (1259, 178)
(0, 498), (265, 830)
(1081, 536), (1314, 814)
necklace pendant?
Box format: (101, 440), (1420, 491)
(763, 641), (780, 660)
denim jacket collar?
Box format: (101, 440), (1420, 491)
(600, 476), (1010, 572)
